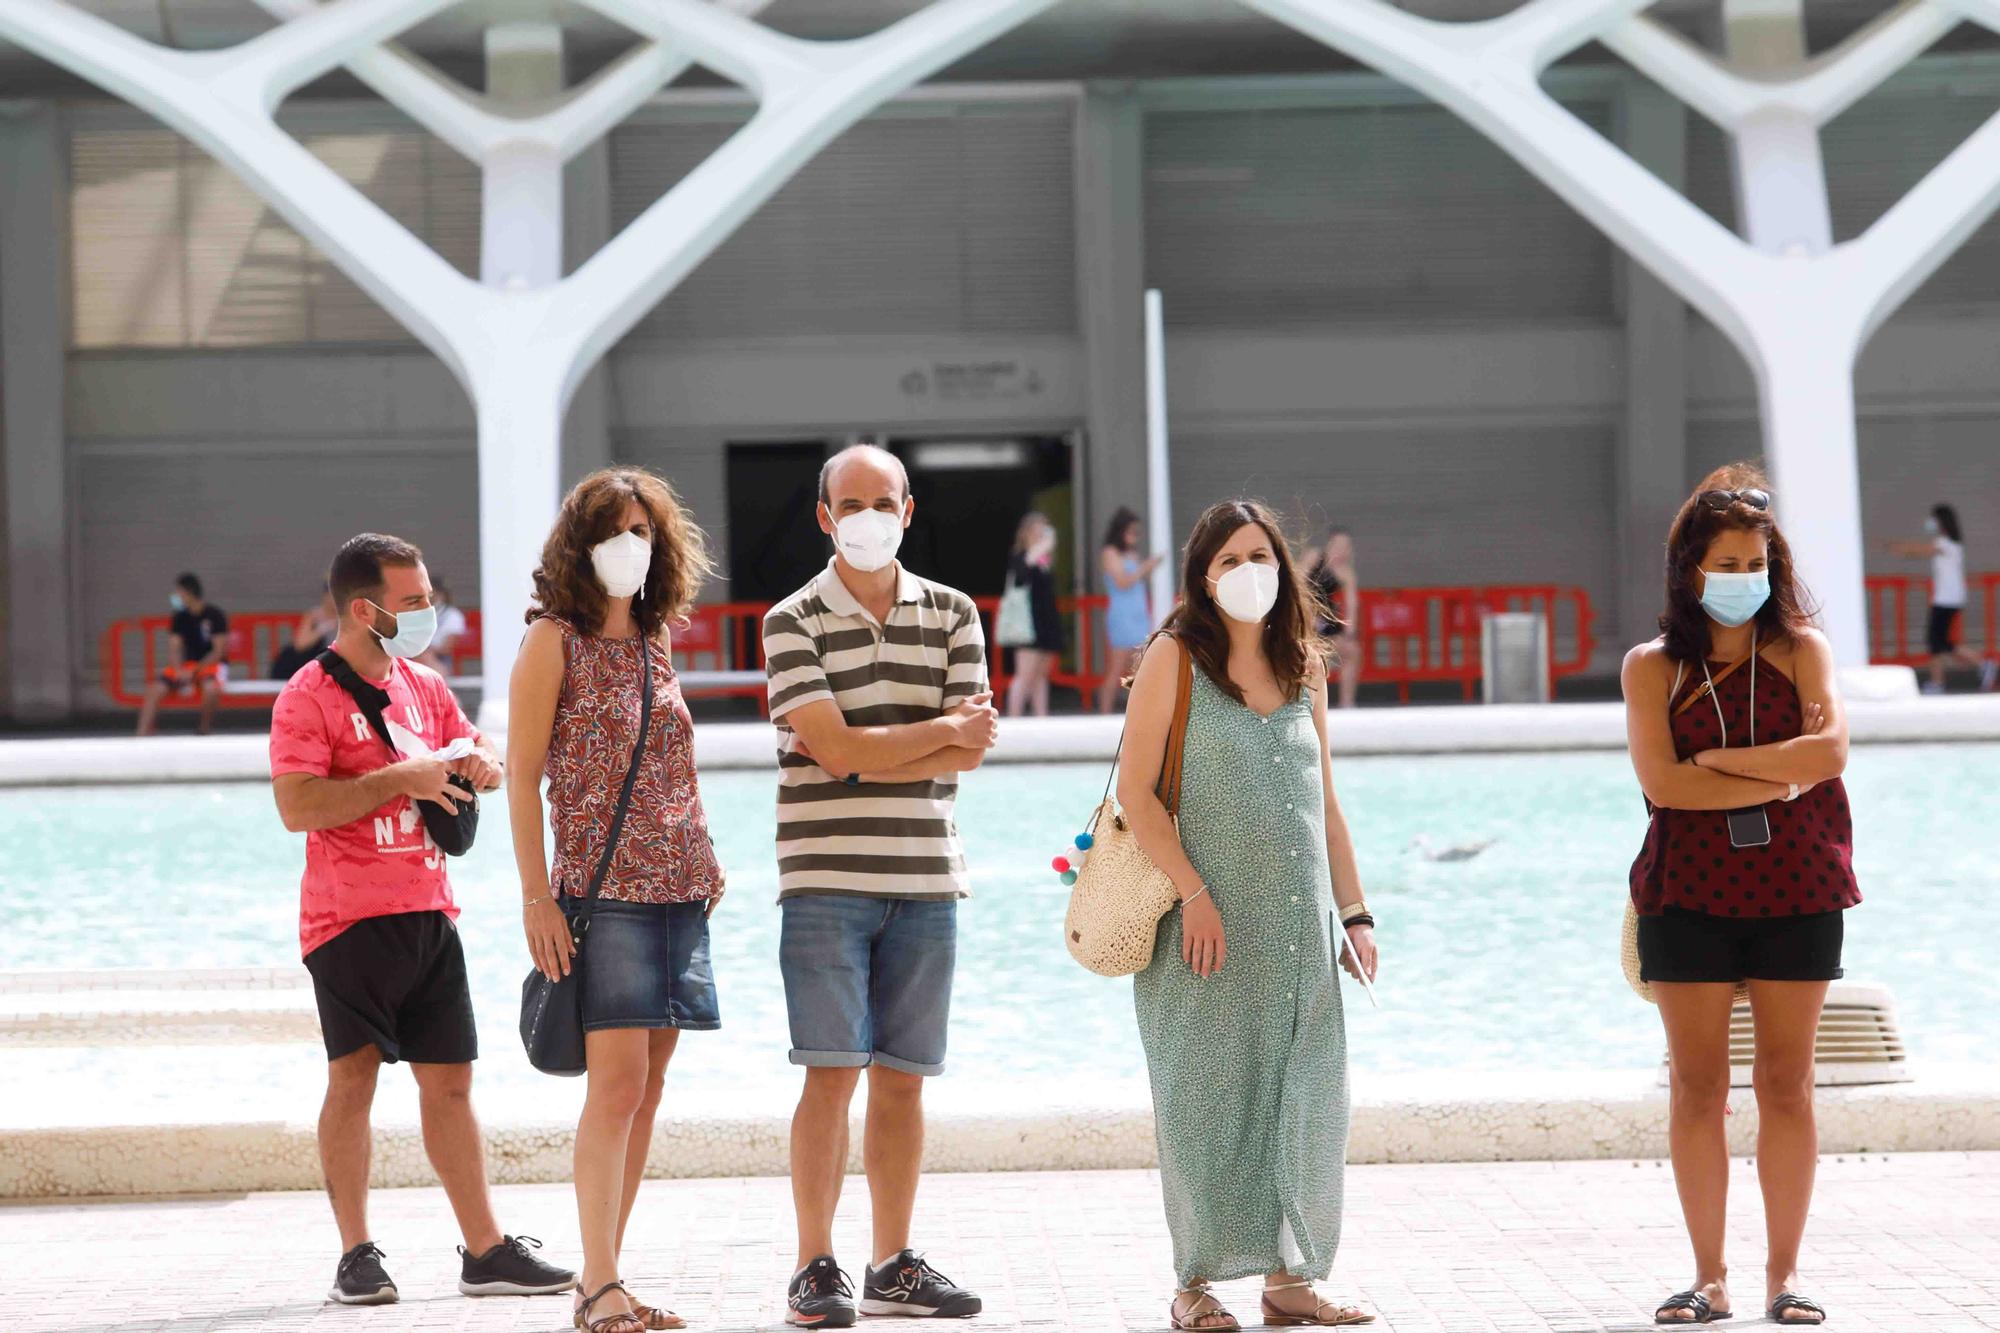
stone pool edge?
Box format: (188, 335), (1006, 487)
(8, 697), (2000, 787)
(6, 1065), (1995, 1199)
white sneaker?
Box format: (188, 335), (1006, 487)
(1981, 661), (1998, 693)
(1920, 680), (1945, 696)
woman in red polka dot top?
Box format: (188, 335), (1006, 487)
(1621, 462), (1855, 1328)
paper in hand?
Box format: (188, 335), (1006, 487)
(387, 718), (478, 764)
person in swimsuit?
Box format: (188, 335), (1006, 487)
(1097, 506), (1163, 714)
(1621, 463), (1856, 1328)
(1303, 527), (1359, 709)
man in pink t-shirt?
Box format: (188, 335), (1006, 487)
(270, 532), (574, 1308)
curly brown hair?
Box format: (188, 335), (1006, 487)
(1150, 499), (1331, 705)
(1659, 461), (1817, 665)
(527, 468), (714, 638)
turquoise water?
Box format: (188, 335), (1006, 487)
(1, 744), (1993, 1100)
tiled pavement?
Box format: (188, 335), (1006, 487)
(4, 1154), (1997, 1333)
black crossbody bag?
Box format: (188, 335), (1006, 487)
(316, 648), (478, 856)
(519, 638), (652, 1077)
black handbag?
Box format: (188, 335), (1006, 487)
(316, 648), (478, 856)
(519, 637), (653, 1076)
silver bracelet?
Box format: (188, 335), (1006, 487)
(1180, 886), (1209, 908)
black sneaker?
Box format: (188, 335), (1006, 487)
(329, 1241), (397, 1305)
(861, 1250), (982, 1318)
(787, 1255), (858, 1328)
(456, 1234), (577, 1296)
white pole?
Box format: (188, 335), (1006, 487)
(1143, 288), (1175, 622)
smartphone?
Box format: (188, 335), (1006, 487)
(1726, 805), (1772, 849)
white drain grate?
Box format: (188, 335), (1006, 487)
(1657, 981), (1911, 1088)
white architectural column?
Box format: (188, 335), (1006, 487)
(480, 21), (566, 290)
(562, 138), (616, 486)
(1074, 85), (1151, 577)
(1233, 0), (2000, 684)
(1613, 75), (1690, 653)
(0, 103), (74, 721)
(0, 0), (1059, 725)
(1716, 1), (1870, 642)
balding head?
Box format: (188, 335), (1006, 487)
(818, 444), (909, 513)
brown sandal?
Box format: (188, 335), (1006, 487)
(574, 1280), (648, 1333)
(1171, 1282), (1240, 1330)
(632, 1299), (687, 1330)
(1260, 1279), (1375, 1326)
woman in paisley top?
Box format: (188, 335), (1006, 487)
(1119, 500), (1379, 1330)
(509, 469), (726, 1333)
(1622, 464), (1855, 1327)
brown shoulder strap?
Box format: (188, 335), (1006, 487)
(1671, 646), (1764, 717)
(1155, 636), (1195, 816)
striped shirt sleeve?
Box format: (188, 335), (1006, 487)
(764, 607), (833, 724)
(942, 599), (989, 705)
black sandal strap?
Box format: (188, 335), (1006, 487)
(1656, 1291), (1713, 1322)
(1769, 1293), (1825, 1322)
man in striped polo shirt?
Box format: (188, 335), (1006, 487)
(762, 445), (999, 1328)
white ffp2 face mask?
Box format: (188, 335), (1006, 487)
(591, 530), (652, 599)
(1208, 562), (1281, 624)
(832, 508), (905, 573)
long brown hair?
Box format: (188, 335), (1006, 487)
(527, 468), (714, 638)
(1659, 462), (1816, 665)
(1155, 499), (1328, 704)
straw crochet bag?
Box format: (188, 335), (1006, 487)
(1063, 635), (1195, 978)
(1623, 653), (1755, 1005)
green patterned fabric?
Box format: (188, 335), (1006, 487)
(1134, 665), (1351, 1285)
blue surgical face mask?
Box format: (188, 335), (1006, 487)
(1699, 569), (1770, 628)
(1925, 517), (1940, 536)
(169, 593), (186, 613)
(367, 601), (438, 659)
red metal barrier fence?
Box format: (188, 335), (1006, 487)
(1866, 573), (2000, 666)
(107, 583), (1610, 713)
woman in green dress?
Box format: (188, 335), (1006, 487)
(1118, 499), (1380, 1330)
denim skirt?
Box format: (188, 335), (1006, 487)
(561, 896), (721, 1032)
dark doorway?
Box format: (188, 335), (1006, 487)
(726, 434), (1079, 605)
(891, 435), (1076, 601)
(725, 441), (830, 603)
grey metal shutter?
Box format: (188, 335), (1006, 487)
(608, 101), (1076, 340)
(1685, 81), (2000, 309)
(73, 440), (478, 700)
(1167, 422), (1618, 621)
(69, 126), (189, 347)
(69, 110), (479, 348)
(1144, 100), (1619, 327)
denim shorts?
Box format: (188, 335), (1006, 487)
(778, 895), (957, 1077)
(561, 897), (721, 1032)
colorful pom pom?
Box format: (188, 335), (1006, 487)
(1060, 868), (1079, 886)
(1051, 855), (1071, 873)
(1074, 832), (1094, 851)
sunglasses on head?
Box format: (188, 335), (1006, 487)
(1698, 488), (1770, 512)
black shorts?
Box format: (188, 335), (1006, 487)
(303, 910), (479, 1064)
(1638, 904), (1845, 985)
(1928, 605), (1963, 656)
